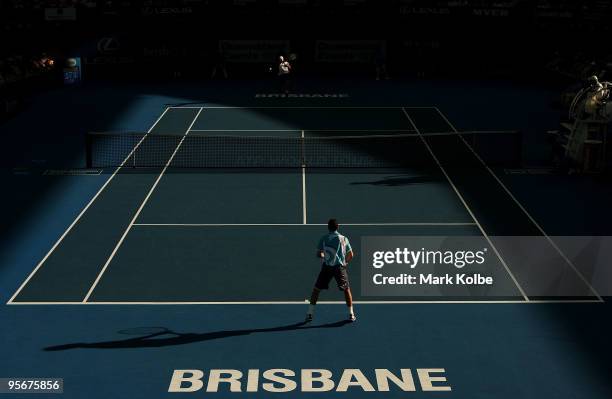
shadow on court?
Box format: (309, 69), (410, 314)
(349, 174), (443, 186)
(43, 320), (351, 351)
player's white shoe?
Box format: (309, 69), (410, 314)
(348, 314), (356, 322)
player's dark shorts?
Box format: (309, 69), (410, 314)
(314, 264), (350, 291)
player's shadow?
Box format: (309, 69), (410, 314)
(350, 174), (441, 187)
(43, 320), (350, 351)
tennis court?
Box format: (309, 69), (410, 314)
(7, 106), (601, 304)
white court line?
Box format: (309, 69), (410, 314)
(171, 106), (438, 110)
(180, 106), (440, 110)
(301, 130), (307, 224)
(132, 223), (477, 227)
(168, 106), (204, 109)
(200, 106), (408, 109)
(190, 129), (301, 132)
(6, 299), (603, 305)
(6, 107), (172, 305)
(187, 133), (423, 140)
(401, 108), (529, 302)
(188, 129), (418, 132)
(82, 107), (205, 303)
(433, 107), (604, 302)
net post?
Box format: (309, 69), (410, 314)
(516, 130), (523, 167)
(132, 133), (136, 168)
(85, 132), (92, 168)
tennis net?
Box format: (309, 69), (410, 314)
(85, 130), (522, 169)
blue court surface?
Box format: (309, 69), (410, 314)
(1, 96), (611, 399)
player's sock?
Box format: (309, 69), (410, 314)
(348, 307), (356, 322)
(308, 304), (315, 315)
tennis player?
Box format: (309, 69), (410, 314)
(306, 219), (356, 322)
(278, 55), (292, 94)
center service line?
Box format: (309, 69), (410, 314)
(301, 130), (307, 225)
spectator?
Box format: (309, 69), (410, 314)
(374, 47), (389, 80)
(211, 50), (228, 79)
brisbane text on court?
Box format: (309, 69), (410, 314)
(169, 368), (451, 393)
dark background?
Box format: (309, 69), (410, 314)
(1, 0), (611, 84)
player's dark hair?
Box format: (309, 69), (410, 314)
(328, 219), (339, 232)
